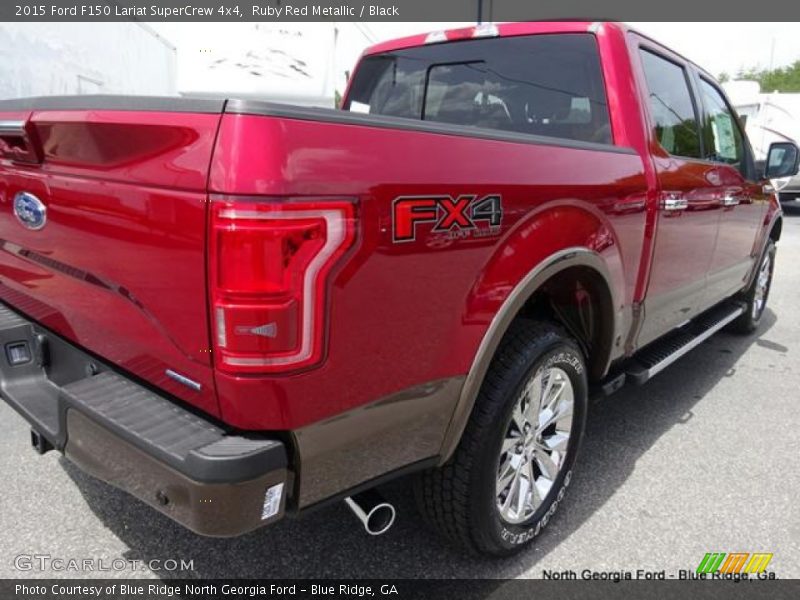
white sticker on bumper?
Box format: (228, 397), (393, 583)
(261, 482), (284, 520)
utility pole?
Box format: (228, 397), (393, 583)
(768, 37), (775, 71)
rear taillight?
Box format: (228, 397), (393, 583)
(209, 196), (356, 374)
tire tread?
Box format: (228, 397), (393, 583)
(414, 319), (577, 554)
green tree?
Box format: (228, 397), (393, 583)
(735, 60), (800, 93)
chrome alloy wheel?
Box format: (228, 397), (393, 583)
(496, 366), (575, 524)
(753, 252), (772, 319)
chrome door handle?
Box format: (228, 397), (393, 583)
(660, 195), (688, 211)
(721, 194), (746, 207)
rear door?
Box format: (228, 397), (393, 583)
(632, 41), (723, 346)
(0, 100), (222, 415)
(693, 75), (767, 304)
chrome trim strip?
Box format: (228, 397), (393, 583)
(0, 96), (225, 114)
(165, 369), (202, 392)
(0, 120), (25, 135)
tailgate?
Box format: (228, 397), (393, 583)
(0, 97), (224, 416)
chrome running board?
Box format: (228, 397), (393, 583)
(626, 302), (745, 385)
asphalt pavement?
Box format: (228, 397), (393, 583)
(1, 212), (799, 580)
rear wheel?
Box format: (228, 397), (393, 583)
(730, 240), (776, 334)
(414, 320), (587, 556)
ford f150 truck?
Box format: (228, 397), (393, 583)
(0, 22), (798, 556)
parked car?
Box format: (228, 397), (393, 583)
(0, 21), (797, 556)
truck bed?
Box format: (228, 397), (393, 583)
(1, 95), (646, 431)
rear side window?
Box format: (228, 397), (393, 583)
(698, 78), (745, 170)
(639, 50), (702, 158)
(345, 34), (612, 145)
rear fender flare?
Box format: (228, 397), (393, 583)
(438, 246), (619, 464)
(745, 203), (783, 291)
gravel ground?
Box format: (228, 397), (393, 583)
(1, 213), (798, 580)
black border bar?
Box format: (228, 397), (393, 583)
(1, 579), (797, 600)
(4, 0), (800, 21)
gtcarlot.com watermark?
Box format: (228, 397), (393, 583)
(14, 554), (194, 573)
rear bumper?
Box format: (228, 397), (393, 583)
(0, 302), (290, 537)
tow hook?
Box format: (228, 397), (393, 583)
(30, 429), (53, 455)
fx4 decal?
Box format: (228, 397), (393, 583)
(392, 194), (503, 243)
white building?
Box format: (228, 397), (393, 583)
(0, 23), (177, 99)
(163, 22), (374, 107)
(0, 23), (423, 108)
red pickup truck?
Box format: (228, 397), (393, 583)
(0, 22), (797, 556)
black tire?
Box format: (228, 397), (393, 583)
(414, 320), (588, 556)
(729, 240), (776, 334)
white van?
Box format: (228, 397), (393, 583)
(726, 80), (800, 204)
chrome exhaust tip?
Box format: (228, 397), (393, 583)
(345, 490), (396, 536)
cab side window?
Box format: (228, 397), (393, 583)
(346, 34), (613, 145)
(639, 49), (702, 159)
(697, 78), (746, 174)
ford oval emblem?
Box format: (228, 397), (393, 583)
(13, 192), (47, 230)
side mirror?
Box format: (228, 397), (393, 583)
(764, 141), (800, 179)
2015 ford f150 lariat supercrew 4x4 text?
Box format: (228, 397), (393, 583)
(0, 22), (797, 556)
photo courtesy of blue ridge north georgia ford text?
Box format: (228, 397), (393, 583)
(0, 6), (799, 599)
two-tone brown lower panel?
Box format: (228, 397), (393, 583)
(292, 376), (464, 508)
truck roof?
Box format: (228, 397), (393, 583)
(363, 21), (716, 83)
(364, 21), (612, 56)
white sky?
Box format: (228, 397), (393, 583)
(358, 22), (800, 76)
(150, 21), (800, 87)
(632, 22), (800, 76)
